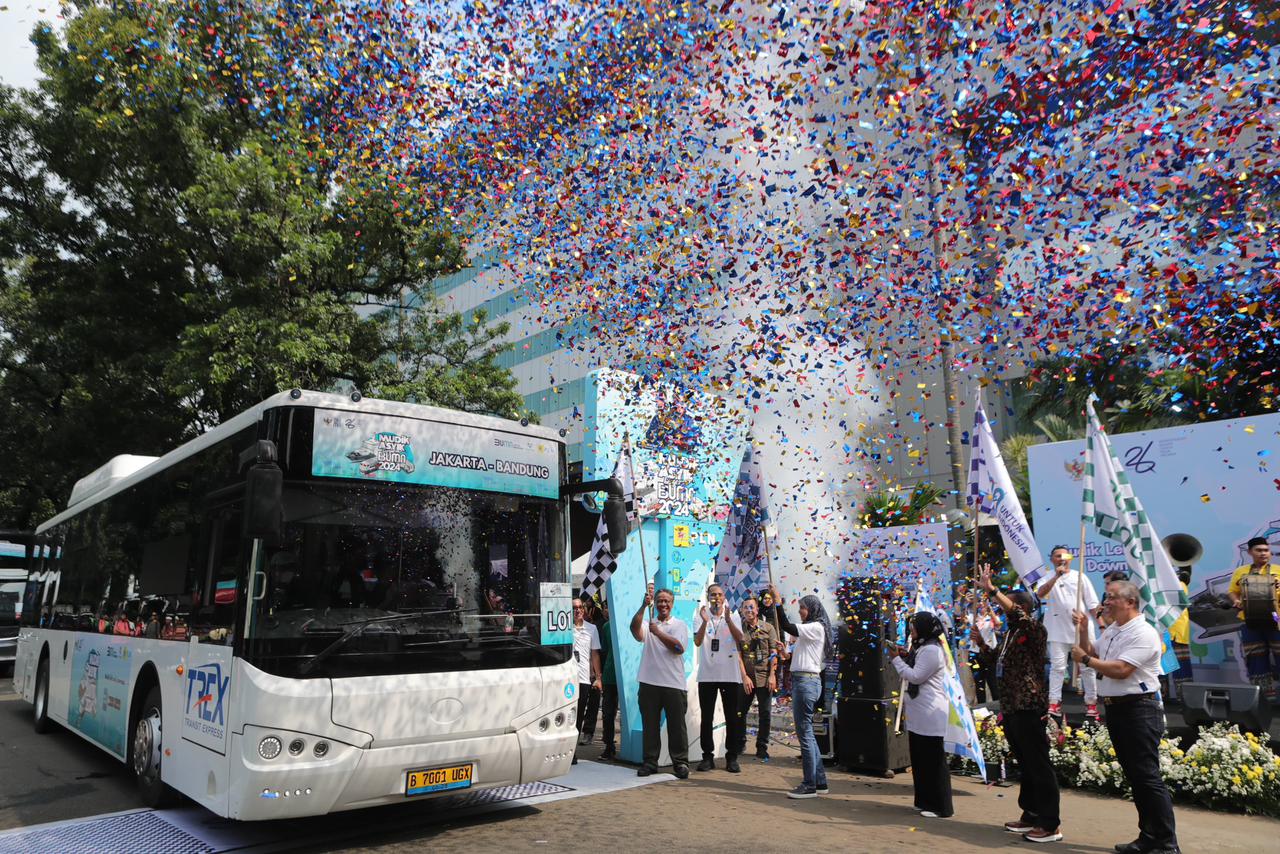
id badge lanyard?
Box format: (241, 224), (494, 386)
(996, 626), (1018, 679)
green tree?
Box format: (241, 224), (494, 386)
(373, 304), (529, 420)
(0, 2), (517, 528)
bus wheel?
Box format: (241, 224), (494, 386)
(33, 657), (51, 734)
(131, 685), (176, 808)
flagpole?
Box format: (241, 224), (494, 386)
(893, 582), (920, 735)
(762, 521), (781, 636)
(625, 434), (655, 620)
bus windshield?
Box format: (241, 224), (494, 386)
(244, 481), (569, 678)
(0, 581), (21, 626)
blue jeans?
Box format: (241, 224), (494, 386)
(791, 673), (827, 789)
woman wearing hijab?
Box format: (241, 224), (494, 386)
(890, 611), (953, 818)
(780, 594), (833, 799)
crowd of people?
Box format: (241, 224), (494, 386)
(557, 537), (1280, 854)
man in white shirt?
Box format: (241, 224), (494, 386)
(630, 583), (690, 779)
(1072, 580), (1178, 854)
(693, 583), (747, 773)
(1038, 545), (1100, 719)
(572, 597), (602, 748)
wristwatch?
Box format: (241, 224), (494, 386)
(1081, 654), (1092, 667)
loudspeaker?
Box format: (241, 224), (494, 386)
(836, 697), (911, 774)
(1181, 682), (1273, 734)
(813, 671), (839, 761)
(836, 576), (898, 699)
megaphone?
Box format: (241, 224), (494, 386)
(1162, 533), (1203, 569)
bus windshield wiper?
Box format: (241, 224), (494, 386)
(298, 609), (469, 675)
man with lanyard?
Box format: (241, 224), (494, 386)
(571, 595), (602, 758)
(693, 583), (747, 772)
(731, 595), (778, 761)
(1227, 537), (1280, 703)
(1072, 580), (1179, 854)
(1038, 545), (1101, 721)
(631, 583), (691, 779)
(977, 565), (1061, 844)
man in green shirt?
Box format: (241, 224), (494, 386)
(732, 595), (779, 760)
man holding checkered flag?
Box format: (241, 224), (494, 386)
(580, 435), (637, 601)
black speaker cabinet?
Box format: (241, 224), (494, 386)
(836, 576), (899, 699)
(836, 697), (911, 775)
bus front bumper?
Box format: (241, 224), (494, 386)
(228, 712), (578, 820)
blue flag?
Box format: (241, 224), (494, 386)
(715, 435), (771, 612)
(915, 584), (987, 779)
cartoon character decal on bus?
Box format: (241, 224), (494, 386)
(75, 647), (100, 724)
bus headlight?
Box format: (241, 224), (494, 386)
(313, 740), (330, 758)
(538, 717), (549, 732)
(258, 736), (283, 760)
(288, 738), (305, 756)
(554, 712), (565, 728)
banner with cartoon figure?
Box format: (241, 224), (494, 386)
(311, 408), (561, 499)
(67, 637), (131, 756)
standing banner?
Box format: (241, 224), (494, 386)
(715, 433), (770, 612)
(966, 391), (1048, 587)
(1082, 395), (1188, 630)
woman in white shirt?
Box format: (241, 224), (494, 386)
(890, 611), (953, 818)
(780, 594), (832, 799)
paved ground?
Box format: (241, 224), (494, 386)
(329, 737), (1278, 854)
(2, 678), (1277, 853)
(0, 681), (138, 830)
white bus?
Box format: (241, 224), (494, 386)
(1, 535), (32, 673)
(11, 390), (627, 819)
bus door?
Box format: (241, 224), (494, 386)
(180, 505), (239, 759)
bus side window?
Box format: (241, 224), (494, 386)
(192, 509), (242, 644)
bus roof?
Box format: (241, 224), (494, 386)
(37, 390), (564, 535)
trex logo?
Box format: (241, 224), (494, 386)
(185, 663), (230, 727)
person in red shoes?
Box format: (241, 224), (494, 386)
(1038, 545), (1100, 721)
(978, 564), (1062, 844)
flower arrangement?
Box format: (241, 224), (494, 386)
(976, 714), (1011, 767)
(982, 720), (1280, 817)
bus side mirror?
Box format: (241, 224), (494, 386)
(244, 463), (283, 543)
(604, 496), (628, 555)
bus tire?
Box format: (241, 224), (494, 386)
(33, 656), (52, 734)
(131, 685), (176, 808)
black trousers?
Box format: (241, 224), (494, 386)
(638, 682), (689, 769)
(1003, 709), (1061, 831)
(576, 684), (600, 736)
(698, 681), (743, 759)
(1106, 697), (1178, 849)
(601, 684), (619, 747)
(972, 651), (998, 704)
(907, 731), (954, 817)
(731, 686), (772, 754)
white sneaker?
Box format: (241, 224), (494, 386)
(920, 811), (941, 818)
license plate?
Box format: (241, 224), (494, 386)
(405, 763), (474, 796)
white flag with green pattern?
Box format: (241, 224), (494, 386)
(1082, 395), (1188, 630)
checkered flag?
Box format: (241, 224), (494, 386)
(580, 437), (636, 599)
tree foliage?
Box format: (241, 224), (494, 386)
(0, 2), (521, 528)
(373, 306), (527, 419)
